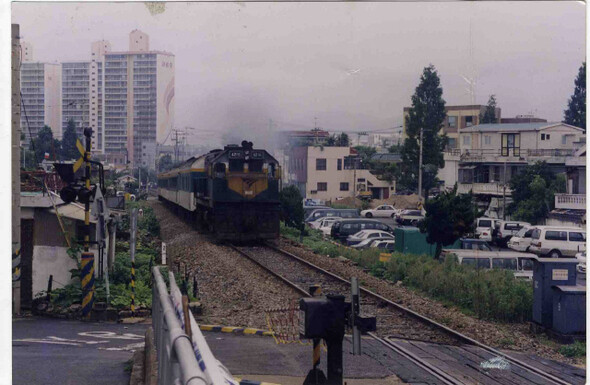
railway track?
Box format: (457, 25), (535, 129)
(229, 243), (579, 385)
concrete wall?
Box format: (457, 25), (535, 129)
(32, 245), (78, 296)
(438, 154), (460, 188)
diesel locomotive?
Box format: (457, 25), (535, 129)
(157, 141), (281, 241)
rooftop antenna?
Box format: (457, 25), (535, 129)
(462, 16), (477, 105)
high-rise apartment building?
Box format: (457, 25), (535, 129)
(103, 30), (175, 166)
(20, 53), (62, 143)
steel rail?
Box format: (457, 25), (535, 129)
(372, 334), (465, 385)
(265, 244), (572, 385)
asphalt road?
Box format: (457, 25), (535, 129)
(12, 317), (149, 385)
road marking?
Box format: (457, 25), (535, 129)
(48, 336), (109, 345)
(78, 331), (143, 340)
(98, 342), (145, 352)
(13, 338), (81, 346)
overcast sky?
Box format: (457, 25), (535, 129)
(11, 1), (586, 147)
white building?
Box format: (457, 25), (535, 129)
(20, 56), (62, 142)
(438, 122), (585, 196)
(103, 30), (175, 167)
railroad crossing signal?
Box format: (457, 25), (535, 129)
(73, 138), (86, 173)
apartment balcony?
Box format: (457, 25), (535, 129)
(457, 182), (511, 196)
(555, 194), (586, 210)
(446, 148), (576, 164)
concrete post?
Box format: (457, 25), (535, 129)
(12, 24), (22, 315)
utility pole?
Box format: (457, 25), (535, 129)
(12, 24), (21, 315)
(502, 160), (507, 220)
(418, 127), (424, 200)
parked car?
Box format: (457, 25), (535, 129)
(395, 210), (424, 226)
(348, 230), (395, 247)
(331, 219), (394, 243)
(371, 240), (396, 251)
(459, 238), (492, 251)
(507, 226), (535, 252)
(576, 251), (586, 274)
(305, 208), (359, 223)
(529, 226), (586, 258)
(475, 217), (495, 242)
(316, 217), (341, 237)
(492, 221), (531, 247)
(361, 205), (398, 218)
(304, 205), (330, 219)
(442, 250), (537, 280)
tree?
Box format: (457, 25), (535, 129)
(61, 119), (80, 161)
(279, 185), (304, 229)
(480, 95), (498, 124)
(32, 125), (60, 164)
(336, 133), (349, 146)
(353, 145), (376, 165)
(419, 185), (480, 259)
(399, 65), (447, 196)
(563, 62), (586, 131)
(508, 162), (566, 224)
(158, 154), (173, 172)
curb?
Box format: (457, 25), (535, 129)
(234, 378), (280, 385)
(199, 324), (274, 337)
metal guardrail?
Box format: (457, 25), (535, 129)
(152, 266), (237, 385)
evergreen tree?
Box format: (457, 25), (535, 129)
(400, 65), (447, 195)
(61, 119), (80, 161)
(337, 132), (350, 146)
(419, 185), (480, 259)
(32, 125), (59, 164)
(563, 62), (586, 131)
(508, 162), (566, 224)
(158, 154), (174, 172)
(480, 95), (498, 124)
(279, 185), (304, 229)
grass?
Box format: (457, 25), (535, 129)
(281, 222), (533, 323)
(559, 341), (586, 358)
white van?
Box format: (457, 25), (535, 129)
(443, 250), (536, 280)
(494, 221), (531, 247)
(529, 226), (586, 258)
(507, 226), (535, 252)
(475, 218), (495, 242)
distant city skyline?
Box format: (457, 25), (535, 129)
(12, 1), (586, 148)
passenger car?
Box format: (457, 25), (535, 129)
(305, 208), (359, 223)
(360, 205), (397, 218)
(475, 217), (495, 242)
(442, 250), (537, 280)
(529, 226), (586, 258)
(331, 219), (394, 243)
(348, 230), (395, 247)
(576, 251), (586, 273)
(395, 210), (424, 226)
(507, 226), (535, 252)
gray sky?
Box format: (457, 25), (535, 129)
(12, 1), (586, 147)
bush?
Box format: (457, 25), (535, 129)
(559, 342), (585, 358)
(281, 223), (533, 323)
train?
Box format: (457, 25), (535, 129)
(157, 141), (281, 241)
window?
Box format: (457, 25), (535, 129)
(546, 134), (550, 140)
(448, 116), (457, 128)
(462, 135), (471, 146)
(545, 231), (567, 241)
(316, 158), (327, 171)
(541, 134), (546, 140)
(447, 138), (457, 149)
(478, 219), (492, 227)
(520, 259), (534, 271)
(501, 133), (520, 156)
(465, 116), (474, 127)
(492, 258), (517, 270)
(477, 259), (491, 269)
(562, 135), (568, 145)
(340, 182), (349, 191)
(484, 135), (491, 145)
(337, 159), (342, 170)
(569, 232), (586, 242)
(317, 182), (327, 191)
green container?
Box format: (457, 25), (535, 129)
(394, 227), (459, 257)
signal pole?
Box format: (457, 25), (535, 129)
(81, 127), (95, 318)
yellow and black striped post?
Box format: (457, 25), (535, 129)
(81, 128), (94, 318)
(129, 208), (138, 316)
(81, 251), (95, 317)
